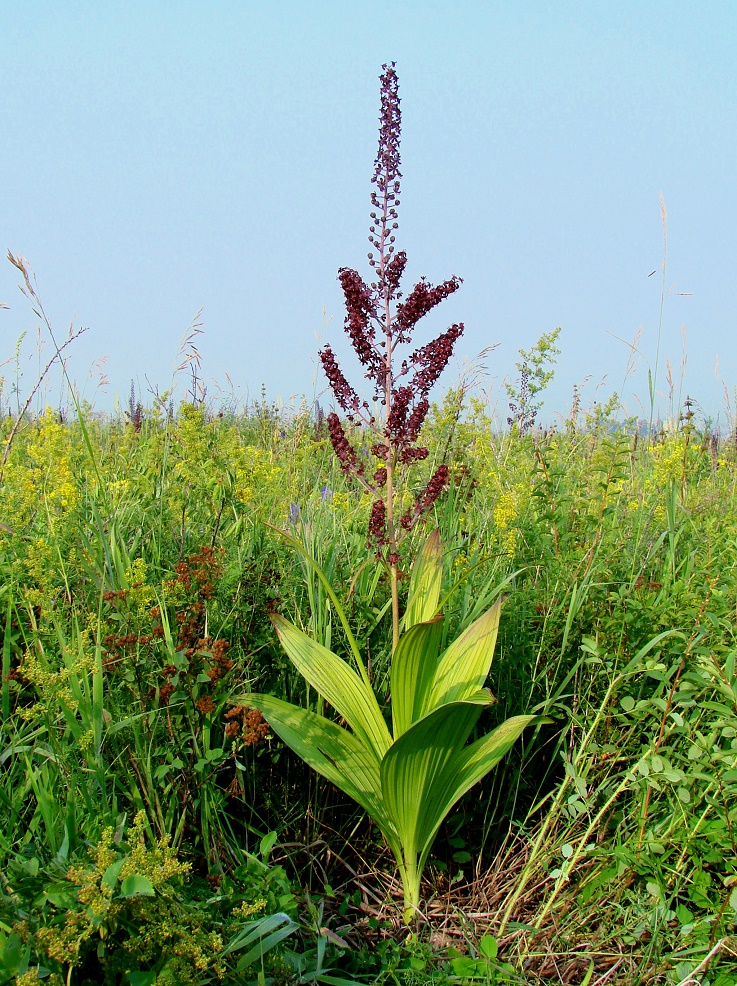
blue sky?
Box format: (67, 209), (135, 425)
(2, 1), (736, 426)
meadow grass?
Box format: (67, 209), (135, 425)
(1, 392), (736, 984)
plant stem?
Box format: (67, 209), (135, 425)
(377, 115), (400, 651)
(390, 562), (400, 652)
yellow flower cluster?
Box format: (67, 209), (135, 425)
(27, 812), (225, 980)
(637, 438), (709, 520)
(0, 409), (80, 536)
(17, 640), (95, 723)
(649, 439), (691, 488)
(236, 445), (284, 505)
(329, 490), (351, 512)
(124, 558), (157, 613)
(25, 410), (81, 513)
(121, 811), (190, 888)
(233, 897), (267, 918)
(493, 491), (518, 530)
(490, 480), (530, 555)
(15, 972), (63, 986)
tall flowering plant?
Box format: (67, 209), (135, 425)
(320, 62), (463, 648)
(241, 65), (547, 924)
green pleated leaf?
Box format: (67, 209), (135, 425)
(271, 615), (391, 758)
(415, 714), (546, 865)
(403, 529), (443, 629)
(243, 692), (400, 855)
(390, 617), (444, 738)
(452, 715), (550, 791)
(380, 701), (487, 861)
(427, 600), (502, 709)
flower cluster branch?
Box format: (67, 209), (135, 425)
(318, 63), (467, 646)
(320, 63), (464, 555)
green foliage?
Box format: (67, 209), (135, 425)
(0, 811), (297, 985)
(504, 327), (561, 431)
(3, 396), (737, 980)
(242, 531), (545, 923)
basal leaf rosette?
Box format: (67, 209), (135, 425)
(239, 531), (548, 923)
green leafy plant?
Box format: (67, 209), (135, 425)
(242, 530), (545, 923)
(448, 934), (522, 983)
(0, 811), (297, 985)
(238, 64), (546, 926)
(318, 63), (466, 651)
(505, 327), (561, 433)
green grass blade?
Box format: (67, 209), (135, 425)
(2, 599), (11, 722)
(264, 523), (368, 683)
(221, 912), (298, 965)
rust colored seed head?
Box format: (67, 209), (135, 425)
(399, 446), (429, 465)
(319, 346), (361, 415)
(410, 323), (465, 395)
(382, 250), (407, 298)
(337, 268), (383, 379)
(318, 62), (468, 562)
(395, 278), (462, 341)
(372, 63), (401, 190)
(226, 773), (244, 797)
(159, 682), (175, 705)
(242, 708), (270, 745)
(406, 398), (430, 443)
(386, 386), (413, 440)
(416, 465), (450, 516)
(368, 498), (388, 549)
(327, 412), (365, 477)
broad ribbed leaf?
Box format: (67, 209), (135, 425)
(390, 617), (444, 738)
(426, 600), (502, 710)
(243, 692), (400, 855)
(403, 529), (443, 629)
(415, 714), (545, 868)
(271, 615), (391, 758)
(380, 701), (488, 861)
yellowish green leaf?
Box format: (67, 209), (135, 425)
(403, 529), (443, 629)
(390, 617), (444, 738)
(427, 600), (502, 709)
(271, 615), (391, 758)
(242, 692), (400, 856)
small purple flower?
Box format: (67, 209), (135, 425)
(280, 429), (286, 439)
(289, 503), (301, 524)
(320, 486), (333, 501)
